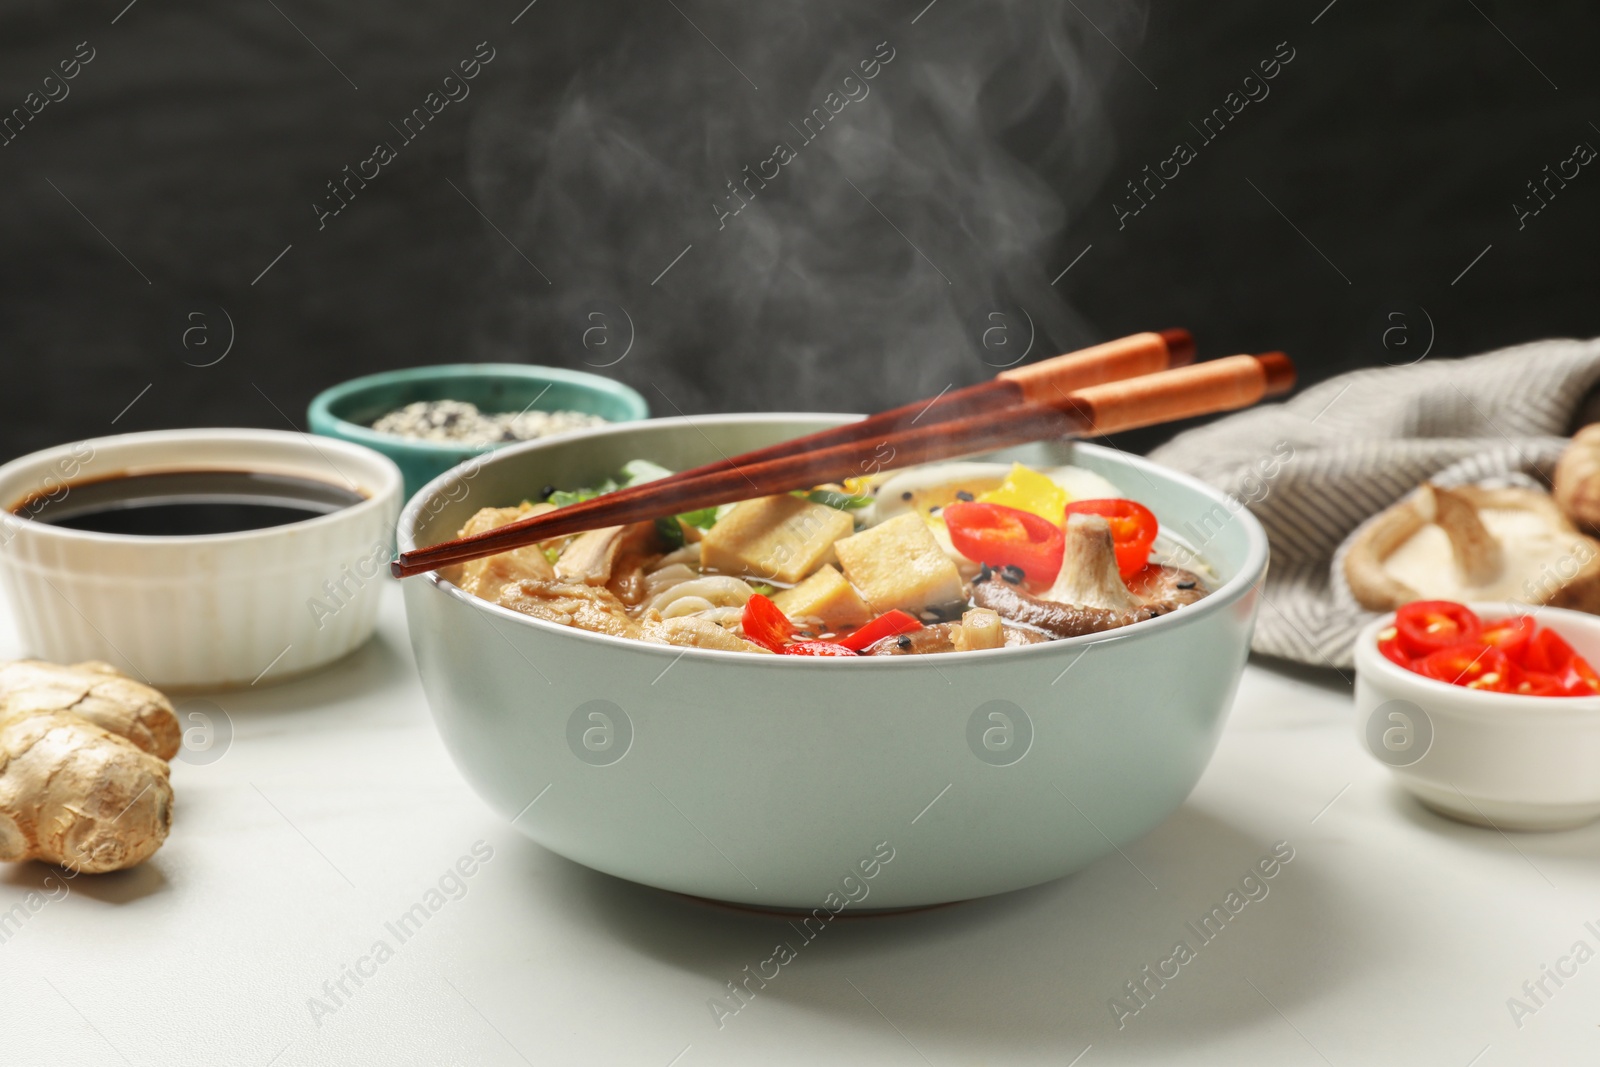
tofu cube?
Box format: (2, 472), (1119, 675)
(772, 564), (873, 627)
(834, 513), (964, 614)
(700, 495), (855, 585)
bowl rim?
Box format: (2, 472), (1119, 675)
(307, 363), (651, 460)
(0, 427), (402, 547)
(398, 412), (1272, 668)
(1354, 602), (1600, 717)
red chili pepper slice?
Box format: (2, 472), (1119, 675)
(1394, 601), (1483, 659)
(1379, 601), (1600, 697)
(1061, 499), (1159, 579)
(780, 640), (859, 657)
(1512, 669), (1574, 697)
(1375, 626), (1413, 668)
(836, 610), (923, 652)
(741, 593), (796, 652)
(1523, 627), (1578, 675)
(1480, 615), (1536, 660)
(1418, 643), (1512, 690)
(943, 502), (1066, 587)
(1566, 654), (1600, 695)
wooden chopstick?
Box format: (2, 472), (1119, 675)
(393, 352), (1292, 578)
(396, 329), (1188, 579)
(426, 328), (1189, 563)
(646, 330), (1193, 489)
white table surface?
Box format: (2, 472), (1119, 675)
(3, 582), (1596, 1067)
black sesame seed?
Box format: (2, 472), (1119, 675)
(955, 490), (975, 501)
(540, 484), (556, 500)
(1001, 564), (1025, 584)
(896, 634), (913, 650)
(901, 491), (913, 501)
(975, 563), (993, 584)
(1176, 580), (1197, 590)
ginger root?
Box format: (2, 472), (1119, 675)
(0, 660), (181, 760)
(0, 661), (177, 873)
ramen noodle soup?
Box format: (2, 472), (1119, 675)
(445, 458), (1213, 657)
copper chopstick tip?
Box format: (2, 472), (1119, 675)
(1157, 328), (1196, 367)
(1255, 351), (1296, 396)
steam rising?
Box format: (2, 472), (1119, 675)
(469, 0), (1145, 413)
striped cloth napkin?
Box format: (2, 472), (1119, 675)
(1147, 338), (1600, 670)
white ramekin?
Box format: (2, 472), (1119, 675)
(0, 428), (402, 689)
(1354, 603), (1600, 831)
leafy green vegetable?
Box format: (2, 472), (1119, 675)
(676, 506), (721, 531)
(543, 462), (730, 546)
(654, 516), (685, 549)
(547, 479), (616, 508)
(805, 488), (874, 511)
(618, 459), (675, 486)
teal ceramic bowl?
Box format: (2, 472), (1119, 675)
(398, 415), (1269, 909)
(308, 364), (648, 500)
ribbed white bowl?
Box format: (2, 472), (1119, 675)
(0, 429), (402, 689)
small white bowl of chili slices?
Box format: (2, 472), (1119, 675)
(1354, 601), (1600, 831)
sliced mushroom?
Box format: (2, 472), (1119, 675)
(1414, 483), (1502, 585)
(866, 624), (959, 655)
(1126, 563), (1208, 607)
(1343, 482), (1600, 612)
(1039, 514), (1143, 611)
(1555, 424), (1600, 535)
(864, 613), (1049, 654)
(1002, 625), (1051, 648)
(952, 607), (1005, 652)
(971, 578), (1159, 639)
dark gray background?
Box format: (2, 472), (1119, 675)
(1, 0), (1594, 462)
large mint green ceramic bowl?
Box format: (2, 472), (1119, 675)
(308, 364), (648, 501)
(399, 415), (1268, 909)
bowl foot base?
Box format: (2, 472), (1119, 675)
(670, 890), (973, 920)
(1403, 781), (1600, 832)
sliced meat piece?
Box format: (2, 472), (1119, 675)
(640, 616), (773, 654)
(455, 503), (557, 600)
(972, 575), (1158, 638)
(496, 579), (642, 639)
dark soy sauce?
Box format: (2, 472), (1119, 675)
(14, 470), (366, 536)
